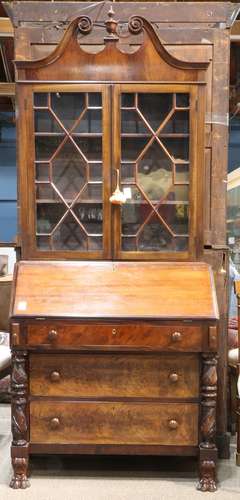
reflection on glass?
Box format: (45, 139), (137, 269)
(137, 141), (172, 202)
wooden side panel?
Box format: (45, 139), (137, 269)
(29, 353), (200, 398)
(211, 29), (230, 246)
(30, 401), (199, 445)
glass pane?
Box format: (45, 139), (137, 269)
(121, 164), (135, 183)
(121, 137), (149, 161)
(51, 93), (86, 129)
(175, 163), (189, 184)
(121, 93), (135, 108)
(36, 183), (59, 201)
(160, 138), (189, 162)
(122, 202), (150, 236)
(138, 93), (173, 131)
(88, 93), (102, 107)
(137, 141), (173, 202)
(35, 110), (63, 133)
(74, 110), (102, 134)
(122, 237), (137, 251)
(88, 236), (102, 250)
(34, 93), (48, 107)
(74, 137), (102, 161)
(74, 204), (103, 224)
(176, 93), (189, 108)
(89, 163), (102, 181)
(36, 204), (66, 234)
(167, 185), (189, 203)
(80, 184), (102, 201)
(52, 141), (86, 200)
(160, 111), (189, 134)
(120, 91), (191, 254)
(35, 136), (63, 161)
(34, 92), (104, 253)
(158, 204), (189, 235)
(121, 110), (150, 135)
(52, 213), (87, 251)
(35, 163), (49, 182)
(37, 235), (51, 250)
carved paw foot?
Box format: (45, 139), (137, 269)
(10, 475), (30, 489)
(197, 477), (217, 492)
(197, 460), (217, 492)
(10, 457), (30, 489)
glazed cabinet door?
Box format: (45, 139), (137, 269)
(112, 84), (205, 260)
(19, 84), (111, 259)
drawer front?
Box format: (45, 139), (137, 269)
(30, 401), (199, 446)
(27, 322), (203, 351)
(30, 353), (200, 398)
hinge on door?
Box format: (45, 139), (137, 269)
(195, 99), (198, 112)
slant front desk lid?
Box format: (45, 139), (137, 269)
(11, 261), (219, 320)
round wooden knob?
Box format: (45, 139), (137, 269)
(112, 328), (117, 336)
(48, 329), (58, 341)
(169, 372), (179, 383)
(50, 417), (60, 430)
(171, 331), (182, 342)
(168, 419), (178, 430)
(50, 371), (61, 383)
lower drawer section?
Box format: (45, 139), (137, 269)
(30, 402), (199, 446)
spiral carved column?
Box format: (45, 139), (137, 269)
(10, 350), (30, 489)
(197, 353), (218, 492)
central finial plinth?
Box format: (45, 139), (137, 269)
(104, 6), (119, 40)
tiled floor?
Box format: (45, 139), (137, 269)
(0, 404), (240, 499)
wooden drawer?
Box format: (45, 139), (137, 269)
(30, 353), (200, 398)
(30, 401), (199, 446)
(27, 322), (203, 351)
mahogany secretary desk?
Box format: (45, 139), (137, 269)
(5, 0), (238, 491)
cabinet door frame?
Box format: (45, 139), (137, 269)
(112, 83), (205, 261)
(19, 83), (112, 260)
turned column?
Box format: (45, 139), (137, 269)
(197, 353), (218, 492)
(10, 350), (30, 489)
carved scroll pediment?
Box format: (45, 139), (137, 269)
(15, 7), (209, 82)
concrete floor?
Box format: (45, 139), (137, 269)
(0, 404), (240, 500)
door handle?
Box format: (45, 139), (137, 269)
(109, 169), (126, 205)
